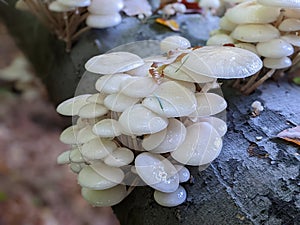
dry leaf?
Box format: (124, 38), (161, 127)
(155, 18), (180, 31)
(277, 125), (300, 146)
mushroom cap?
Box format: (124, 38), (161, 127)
(206, 34), (234, 46)
(281, 35), (300, 47)
(57, 0), (91, 7)
(119, 77), (159, 98)
(142, 127), (167, 151)
(135, 152), (179, 193)
(48, 1), (75, 12)
(142, 81), (197, 118)
(160, 36), (191, 53)
(283, 8), (300, 19)
(85, 52), (144, 74)
(189, 93), (227, 117)
(263, 57), (292, 69)
(81, 185), (127, 207)
(56, 94), (91, 116)
(219, 17), (237, 32)
(70, 148), (85, 163)
(81, 137), (117, 160)
(104, 147), (134, 167)
(88, 0), (124, 14)
(235, 43), (259, 55)
(95, 73), (131, 94)
(154, 185), (187, 207)
(225, 0), (280, 24)
(93, 119), (122, 137)
(163, 61), (214, 83)
(70, 162), (84, 174)
(231, 24), (280, 43)
(149, 119), (187, 154)
(57, 150), (71, 165)
(78, 162), (124, 190)
(77, 125), (98, 144)
(199, 116), (227, 137)
(78, 103), (108, 119)
(256, 39), (294, 58)
(87, 93), (107, 104)
(126, 62), (153, 77)
(174, 165), (190, 183)
(279, 18), (300, 32)
(171, 122), (223, 166)
(118, 104), (168, 136)
(181, 46), (263, 79)
(257, 0), (300, 8)
(104, 93), (140, 112)
(59, 125), (79, 144)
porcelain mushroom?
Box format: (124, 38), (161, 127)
(78, 103), (108, 119)
(56, 94), (91, 116)
(57, 150), (71, 165)
(81, 137), (117, 160)
(154, 185), (187, 207)
(81, 185), (127, 207)
(57, 0), (91, 7)
(95, 73), (131, 94)
(93, 119), (122, 138)
(103, 93), (140, 112)
(48, 1), (76, 12)
(256, 39), (294, 58)
(85, 52), (144, 74)
(135, 152), (179, 193)
(199, 117), (227, 137)
(76, 126), (98, 144)
(181, 46), (263, 79)
(263, 57), (292, 69)
(160, 36), (191, 53)
(59, 125), (80, 145)
(257, 0), (300, 8)
(174, 165), (190, 183)
(104, 147), (134, 167)
(171, 122), (222, 166)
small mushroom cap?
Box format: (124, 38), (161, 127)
(78, 162), (124, 190)
(154, 185), (187, 207)
(56, 94), (91, 116)
(70, 162), (84, 174)
(206, 34), (234, 46)
(70, 148), (85, 163)
(263, 57), (292, 69)
(189, 93), (227, 117)
(160, 36), (191, 53)
(78, 103), (108, 119)
(281, 35), (300, 47)
(57, 150), (71, 165)
(95, 73), (131, 94)
(77, 126), (98, 144)
(181, 46), (263, 79)
(199, 116), (227, 137)
(257, 0), (300, 8)
(279, 18), (300, 32)
(104, 147), (134, 167)
(135, 152), (179, 193)
(150, 119), (187, 154)
(142, 128), (167, 151)
(104, 93), (140, 112)
(118, 104), (168, 136)
(231, 24), (280, 43)
(119, 77), (159, 98)
(59, 125), (79, 144)
(142, 81), (197, 118)
(48, 1), (75, 12)
(126, 62), (153, 77)
(235, 43), (259, 55)
(219, 16), (237, 32)
(256, 39), (294, 58)
(93, 119), (122, 137)
(283, 8), (300, 19)
(85, 52), (144, 74)
(88, 0), (123, 14)
(81, 137), (117, 160)
(87, 93), (107, 104)
(171, 122), (223, 166)
(81, 185), (127, 207)
(174, 165), (190, 183)
(57, 0), (91, 7)
(225, 1), (280, 24)
(90, 161), (125, 183)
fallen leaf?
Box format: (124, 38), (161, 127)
(277, 125), (300, 146)
(155, 18), (180, 31)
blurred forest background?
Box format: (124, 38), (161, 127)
(0, 21), (118, 225)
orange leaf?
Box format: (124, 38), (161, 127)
(277, 125), (300, 147)
(155, 18), (180, 31)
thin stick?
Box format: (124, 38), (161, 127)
(232, 78), (241, 88)
(71, 26), (90, 41)
(243, 69), (276, 95)
(240, 70), (260, 92)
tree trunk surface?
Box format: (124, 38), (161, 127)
(1, 2), (299, 225)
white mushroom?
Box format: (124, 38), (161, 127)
(181, 46), (263, 78)
(104, 147), (134, 167)
(171, 122), (222, 166)
(256, 39), (294, 58)
(154, 185), (187, 207)
(48, 1), (75, 12)
(59, 125), (80, 145)
(118, 104), (168, 136)
(234, 43), (259, 55)
(57, 150), (71, 165)
(85, 52), (144, 74)
(263, 57), (292, 69)
(206, 34), (234, 46)
(88, 0), (124, 14)
(69, 147), (85, 163)
(219, 17), (237, 32)
(104, 93), (140, 112)
(257, 0), (300, 8)
(81, 185), (127, 207)
(231, 24), (280, 43)
(56, 94), (91, 116)
(199, 117), (227, 137)
(81, 137), (117, 160)
(142, 81), (197, 118)
(281, 35), (300, 47)
(160, 36), (191, 53)
(76, 126), (98, 144)
(126, 62), (152, 77)
(142, 128), (167, 151)
(70, 162), (84, 174)
(279, 18), (300, 32)
(78, 103), (108, 119)
(174, 165), (190, 183)
(95, 73), (131, 94)
(93, 119), (122, 137)
(57, 0), (91, 7)
(87, 93), (107, 104)
(189, 93), (227, 117)
(135, 152), (179, 193)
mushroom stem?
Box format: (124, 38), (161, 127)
(24, 0), (48, 27)
(232, 79), (241, 88)
(63, 12), (72, 52)
(71, 26), (91, 41)
(243, 69), (276, 95)
(240, 70), (260, 92)
(273, 9), (285, 28)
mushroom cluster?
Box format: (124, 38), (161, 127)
(207, 0), (300, 94)
(56, 36), (262, 207)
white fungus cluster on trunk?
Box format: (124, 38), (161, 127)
(208, 0), (300, 72)
(56, 36), (262, 207)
